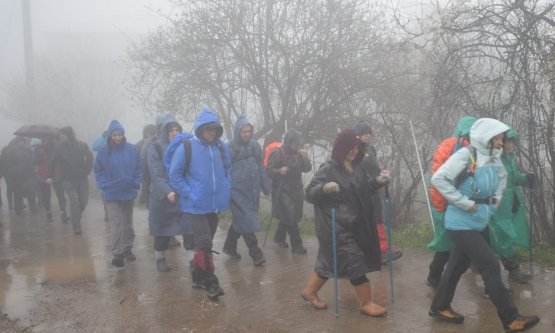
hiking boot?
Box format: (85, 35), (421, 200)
(504, 315), (540, 332)
(124, 250), (136, 262)
(73, 230), (82, 235)
(46, 212), (53, 222)
(205, 274), (225, 298)
(112, 255), (124, 268)
(222, 248), (241, 260)
(508, 267), (532, 284)
(156, 258), (171, 272)
(429, 307), (465, 324)
(253, 256), (266, 267)
(191, 267), (207, 290)
(291, 246), (307, 255)
(381, 250), (403, 264)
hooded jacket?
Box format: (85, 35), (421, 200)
(266, 129), (312, 224)
(489, 126), (531, 256)
(432, 118), (508, 231)
(147, 114), (191, 236)
(50, 127), (93, 181)
(94, 120), (142, 201)
(169, 108), (232, 214)
(228, 116), (270, 233)
(306, 129), (381, 278)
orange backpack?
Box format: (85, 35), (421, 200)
(264, 142), (282, 167)
(430, 137), (470, 212)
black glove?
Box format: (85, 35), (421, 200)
(525, 172), (536, 189)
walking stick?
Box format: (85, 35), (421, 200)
(528, 190), (534, 278)
(331, 207), (340, 318)
(409, 120), (435, 233)
(384, 185), (395, 303)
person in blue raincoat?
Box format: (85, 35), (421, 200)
(169, 108), (231, 299)
(94, 120), (142, 268)
(222, 116), (271, 266)
(147, 114), (193, 272)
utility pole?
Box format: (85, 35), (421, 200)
(22, 0), (35, 95)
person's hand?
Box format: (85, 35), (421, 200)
(323, 182), (340, 193)
(298, 149), (309, 159)
(167, 192), (176, 203)
(495, 199), (501, 209)
(468, 203), (478, 213)
(376, 169), (391, 185)
(279, 166), (289, 175)
(46, 178), (53, 185)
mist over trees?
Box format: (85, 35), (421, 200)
(126, 0), (554, 245)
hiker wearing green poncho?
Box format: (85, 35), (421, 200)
(489, 126), (535, 283)
(426, 116), (476, 289)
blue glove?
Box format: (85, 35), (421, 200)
(526, 172), (536, 189)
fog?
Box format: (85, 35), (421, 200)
(0, 0), (435, 146)
(0, 0), (173, 145)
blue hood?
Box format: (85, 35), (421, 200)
(158, 114), (182, 144)
(233, 116), (253, 144)
(193, 108), (223, 139)
(108, 120), (125, 136)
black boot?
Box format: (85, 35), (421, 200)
(205, 272), (225, 298)
(112, 255), (124, 268)
(249, 246), (266, 266)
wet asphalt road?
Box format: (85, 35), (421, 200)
(0, 197), (553, 333)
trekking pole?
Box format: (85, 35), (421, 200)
(331, 207), (340, 318)
(384, 185), (395, 303)
(528, 189), (534, 278)
(409, 120), (435, 233)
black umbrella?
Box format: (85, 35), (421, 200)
(14, 124), (60, 139)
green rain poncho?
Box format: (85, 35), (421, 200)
(488, 127), (531, 258)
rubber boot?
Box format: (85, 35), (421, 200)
(301, 272), (328, 309)
(353, 283), (387, 317)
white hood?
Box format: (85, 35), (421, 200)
(469, 118), (509, 157)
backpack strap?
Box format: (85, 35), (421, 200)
(454, 146), (477, 188)
(182, 138), (192, 176)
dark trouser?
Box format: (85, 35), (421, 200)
(106, 200), (135, 256)
(427, 251), (451, 287)
(63, 179), (89, 232)
(186, 213), (219, 283)
(223, 225), (262, 259)
(38, 181), (66, 213)
(431, 230), (519, 326)
(154, 235), (195, 251)
(273, 221), (303, 249)
(317, 273), (369, 286)
(14, 185), (37, 213)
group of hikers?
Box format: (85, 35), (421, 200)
(0, 109), (540, 332)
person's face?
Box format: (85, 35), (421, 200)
(346, 145), (360, 162)
(503, 139), (515, 155)
(59, 132), (67, 141)
(491, 133), (505, 149)
(168, 126), (181, 142)
(201, 128), (218, 143)
(111, 131), (124, 145)
(239, 125), (253, 143)
(360, 133), (373, 144)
